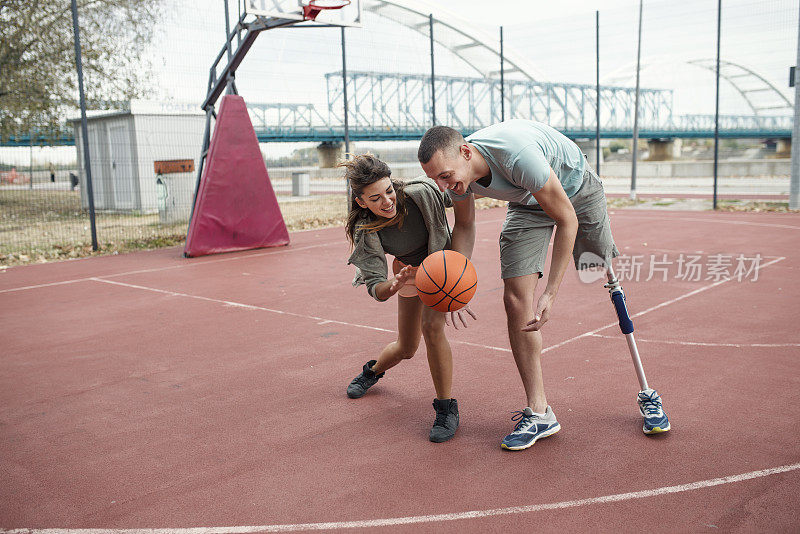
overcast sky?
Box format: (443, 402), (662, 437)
(432, 0), (637, 25)
(152, 0), (795, 111)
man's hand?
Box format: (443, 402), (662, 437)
(445, 304), (477, 330)
(522, 292), (554, 332)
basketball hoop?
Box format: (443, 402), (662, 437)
(302, 0), (351, 21)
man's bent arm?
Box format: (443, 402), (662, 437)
(450, 194), (476, 259)
(534, 170), (578, 299)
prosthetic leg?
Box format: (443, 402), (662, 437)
(605, 268), (671, 434)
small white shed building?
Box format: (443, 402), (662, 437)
(71, 101), (206, 213)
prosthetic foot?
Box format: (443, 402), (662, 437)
(605, 269), (671, 434)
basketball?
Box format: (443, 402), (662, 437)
(415, 250), (477, 312)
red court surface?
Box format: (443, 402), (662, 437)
(1, 207), (799, 533)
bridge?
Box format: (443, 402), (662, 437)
(4, 0), (793, 147)
(246, 70), (793, 142)
(11, 70), (790, 148)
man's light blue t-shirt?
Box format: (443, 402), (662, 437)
(450, 120), (586, 206)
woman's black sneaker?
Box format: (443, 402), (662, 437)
(430, 398), (459, 442)
(346, 360), (385, 398)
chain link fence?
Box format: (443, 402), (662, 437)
(1, 0), (797, 265)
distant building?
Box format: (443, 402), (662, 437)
(70, 101), (205, 212)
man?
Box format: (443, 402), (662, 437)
(418, 119), (669, 451)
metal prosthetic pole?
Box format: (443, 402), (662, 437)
(605, 267), (649, 391)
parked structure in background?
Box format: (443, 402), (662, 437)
(69, 102), (204, 213)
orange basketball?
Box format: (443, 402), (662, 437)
(415, 250), (477, 312)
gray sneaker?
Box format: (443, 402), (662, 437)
(346, 360), (384, 399)
(429, 398), (459, 442)
(501, 406), (560, 450)
(638, 388), (671, 434)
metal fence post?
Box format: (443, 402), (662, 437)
(429, 14), (436, 126)
(224, 0), (234, 94)
(713, 0), (722, 210)
(341, 26), (350, 158)
(341, 26), (352, 206)
(29, 133), (33, 190)
(596, 10), (601, 175)
(70, 0), (98, 251)
(500, 26), (505, 122)
(630, 0), (643, 201)
(790, 1), (800, 210)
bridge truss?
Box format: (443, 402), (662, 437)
(243, 70), (792, 142)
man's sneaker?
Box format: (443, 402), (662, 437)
(501, 406), (560, 451)
(346, 360), (384, 399)
(430, 398), (459, 443)
(638, 388), (670, 434)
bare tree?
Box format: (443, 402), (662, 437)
(0, 0), (164, 141)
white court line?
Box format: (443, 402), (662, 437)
(0, 278), (89, 294)
(91, 278), (511, 354)
(5, 254), (787, 358)
(0, 242), (341, 294)
(101, 242), (342, 279)
(3, 462), (799, 534)
(621, 249), (785, 258)
(4, 211), (788, 295)
(589, 333), (800, 348)
(455, 340), (511, 353)
(543, 256), (786, 354)
(89, 256), (786, 357)
(612, 213), (800, 231)
(2, 223), (795, 533)
(90, 278), (394, 334)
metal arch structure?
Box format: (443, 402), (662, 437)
(604, 56), (793, 117)
(318, 6), (792, 140)
(359, 0), (586, 126)
(687, 58), (793, 116)
(362, 0), (545, 82)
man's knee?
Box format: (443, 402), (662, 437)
(503, 284), (533, 320)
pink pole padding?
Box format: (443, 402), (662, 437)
(184, 95), (290, 257)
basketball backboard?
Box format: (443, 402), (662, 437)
(245, 0), (362, 27)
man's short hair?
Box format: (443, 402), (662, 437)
(418, 126), (465, 164)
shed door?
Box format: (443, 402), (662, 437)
(108, 124), (135, 209)
(87, 124), (108, 209)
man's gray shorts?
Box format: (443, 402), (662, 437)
(499, 168), (619, 279)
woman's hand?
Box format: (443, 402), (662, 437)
(389, 265), (417, 293)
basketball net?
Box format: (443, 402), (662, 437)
(302, 0), (351, 21)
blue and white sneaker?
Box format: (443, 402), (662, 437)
(501, 406), (561, 451)
(638, 388), (670, 434)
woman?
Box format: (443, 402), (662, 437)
(343, 154), (473, 443)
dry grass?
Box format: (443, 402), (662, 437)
(716, 200), (794, 212)
(0, 190), (351, 266)
(606, 197), (649, 209)
(474, 197), (507, 209)
(1, 189), (188, 264)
